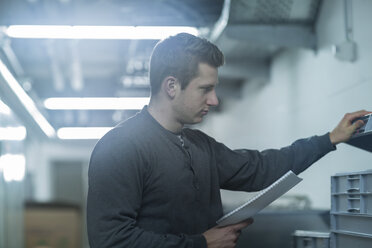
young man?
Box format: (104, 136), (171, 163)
(87, 33), (369, 248)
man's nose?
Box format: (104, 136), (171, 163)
(207, 90), (219, 106)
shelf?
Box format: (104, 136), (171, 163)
(346, 130), (372, 152)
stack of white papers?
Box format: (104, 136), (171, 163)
(217, 170), (302, 226)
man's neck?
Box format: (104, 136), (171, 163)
(148, 100), (183, 133)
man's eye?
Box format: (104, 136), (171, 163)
(203, 87), (212, 93)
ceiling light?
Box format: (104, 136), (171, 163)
(44, 97), (149, 110)
(0, 126), (27, 140)
(0, 59), (55, 137)
(5, 25), (199, 40)
(57, 127), (113, 140)
(0, 154), (26, 182)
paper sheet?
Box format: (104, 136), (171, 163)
(217, 170), (302, 226)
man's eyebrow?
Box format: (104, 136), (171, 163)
(200, 84), (214, 88)
(200, 82), (218, 88)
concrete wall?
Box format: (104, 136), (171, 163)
(200, 0), (372, 209)
(26, 139), (94, 202)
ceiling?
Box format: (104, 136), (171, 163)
(0, 0), (322, 140)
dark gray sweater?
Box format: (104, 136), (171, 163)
(87, 107), (336, 248)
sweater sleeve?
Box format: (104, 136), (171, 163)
(210, 133), (336, 191)
(87, 134), (207, 248)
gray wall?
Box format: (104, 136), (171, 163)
(199, 0), (372, 209)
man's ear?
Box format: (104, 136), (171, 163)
(163, 76), (179, 99)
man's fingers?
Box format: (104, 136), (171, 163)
(351, 119), (365, 130)
(330, 110), (371, 145)
(233, 231), (241, 243)
(344, 110), (371, 123)
(245, 217), (254, 225)
(356, 119), (365, 128)
(230, 218), (254, 231)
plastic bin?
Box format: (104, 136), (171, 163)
(330, 170), (372, 247)
(292, 230), (330, 248)
(331, 170), (372, 215)
(331, 193), (372, 214)
(331, 213), (372, 236)
(330, 231), (372, 248)
(331, 171), (372, 194)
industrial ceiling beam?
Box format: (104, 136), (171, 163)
(219, 60), (269, 80)
(224, 24), (316, 49)
(0, 57), (55, 140)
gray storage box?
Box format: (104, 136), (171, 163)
(332, 193), (372, 214)
(331, 170), (372, 215)
(330, 170), (372, 248)
(330, 231), (372, 248)
(292, 230), (330, 248)
(331, 213), (372, 236)
(331, 171), (372, 194)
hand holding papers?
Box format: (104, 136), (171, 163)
(217, 170), (302, 226)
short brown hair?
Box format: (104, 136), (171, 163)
(149, 33), (224, 95)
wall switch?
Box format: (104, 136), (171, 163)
(332, 41), (357, 62)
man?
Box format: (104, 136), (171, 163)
(87, 33), (369, 248)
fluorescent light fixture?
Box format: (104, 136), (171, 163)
(0, 99), (11, 115)
(57, 127), (113, 140)
(0, 126), (27, 140)
(5, 25), (199, 40)
(44, 97), (149, 110)
(0, 154), (26, 182)
(0, 59), (55, 137)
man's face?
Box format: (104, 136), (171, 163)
(173, 63), (219, 125)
